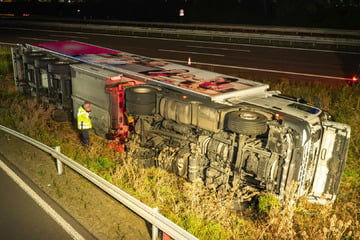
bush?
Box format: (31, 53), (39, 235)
(258, 192), (280, 216)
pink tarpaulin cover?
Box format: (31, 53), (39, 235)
(31, 41), (119, 56)
(29, 40), (260, 98)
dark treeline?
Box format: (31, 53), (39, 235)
(1, 0), (360, 29)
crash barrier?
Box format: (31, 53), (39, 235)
(1, 18), (360, 51)
(3, 16), (360, 39)
(0, 125), (198, 240)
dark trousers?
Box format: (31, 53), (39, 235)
(80, 129), (89, 146)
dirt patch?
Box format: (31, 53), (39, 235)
(0, 131), (151, 240)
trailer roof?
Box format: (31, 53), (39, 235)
(30, 41), (268, 102)
(32, 41), (119, 56)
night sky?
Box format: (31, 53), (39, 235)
(1, 0), (359, 29)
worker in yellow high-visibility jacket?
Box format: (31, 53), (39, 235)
(77, 101), (92, 146)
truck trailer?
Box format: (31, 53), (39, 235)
(11, 40), (350, 204)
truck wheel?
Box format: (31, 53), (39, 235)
(173, 150), (190, 177)
(126, 85), (157, 103)
(126, 102), (156, 115)
(225, 111), (268, 136)
(48, 61), (71, 75)
(125, 85), (157, 115)
(134, 147), (155, 168)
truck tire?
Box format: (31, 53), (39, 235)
(225, 111), (268, 136)
(125, 85), (157, 115)
(134, 147), (155, 168)
(48, 61), (71, 75)
(173, 150), (190, 177)
(126, 102), (156, 115)
(126, 85), (157, 103)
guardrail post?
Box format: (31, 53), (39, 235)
(152, 207), (159, 240)
(54, 146), (63, 175)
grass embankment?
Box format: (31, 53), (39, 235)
(0, 46), (359, 239)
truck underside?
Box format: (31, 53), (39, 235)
(124, 85), (307, 202)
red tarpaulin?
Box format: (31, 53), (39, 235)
(31, 40), (119, 56)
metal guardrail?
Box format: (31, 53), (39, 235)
(1, 18), (360, 51)
(0, 125), (198, 240)
(3, 16), (360, 39)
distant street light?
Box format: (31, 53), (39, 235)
(179, 9), (185, 23)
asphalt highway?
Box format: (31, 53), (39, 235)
(0, 157), (96, 240)
(1, 26), (359, 84)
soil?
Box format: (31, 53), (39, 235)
(0, 131), (152, 240)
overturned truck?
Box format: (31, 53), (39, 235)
(12, 41), (350, 204)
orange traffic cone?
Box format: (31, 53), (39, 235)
(187, 57), (192, 65)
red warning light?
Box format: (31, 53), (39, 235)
(352, 76), (358, 82)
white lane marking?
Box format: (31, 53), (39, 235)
(0, 159), (85, 240)
(158, 49), (224, 57)
(160, 58), (351, 81)
(192, 39), (360, 55)
(18, 37), (58, 41)
(3, 26), (360, 55)
(49, 34), (89, 39)
(187, 45), (251, 52)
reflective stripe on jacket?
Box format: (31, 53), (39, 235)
(77, 106), (92, 130)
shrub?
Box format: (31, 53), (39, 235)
(258, 192), (280, 216)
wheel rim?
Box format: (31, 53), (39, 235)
(177, 157), (185, 171)
(239, 112), (258, 121)
(133, 87), (152, 94)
